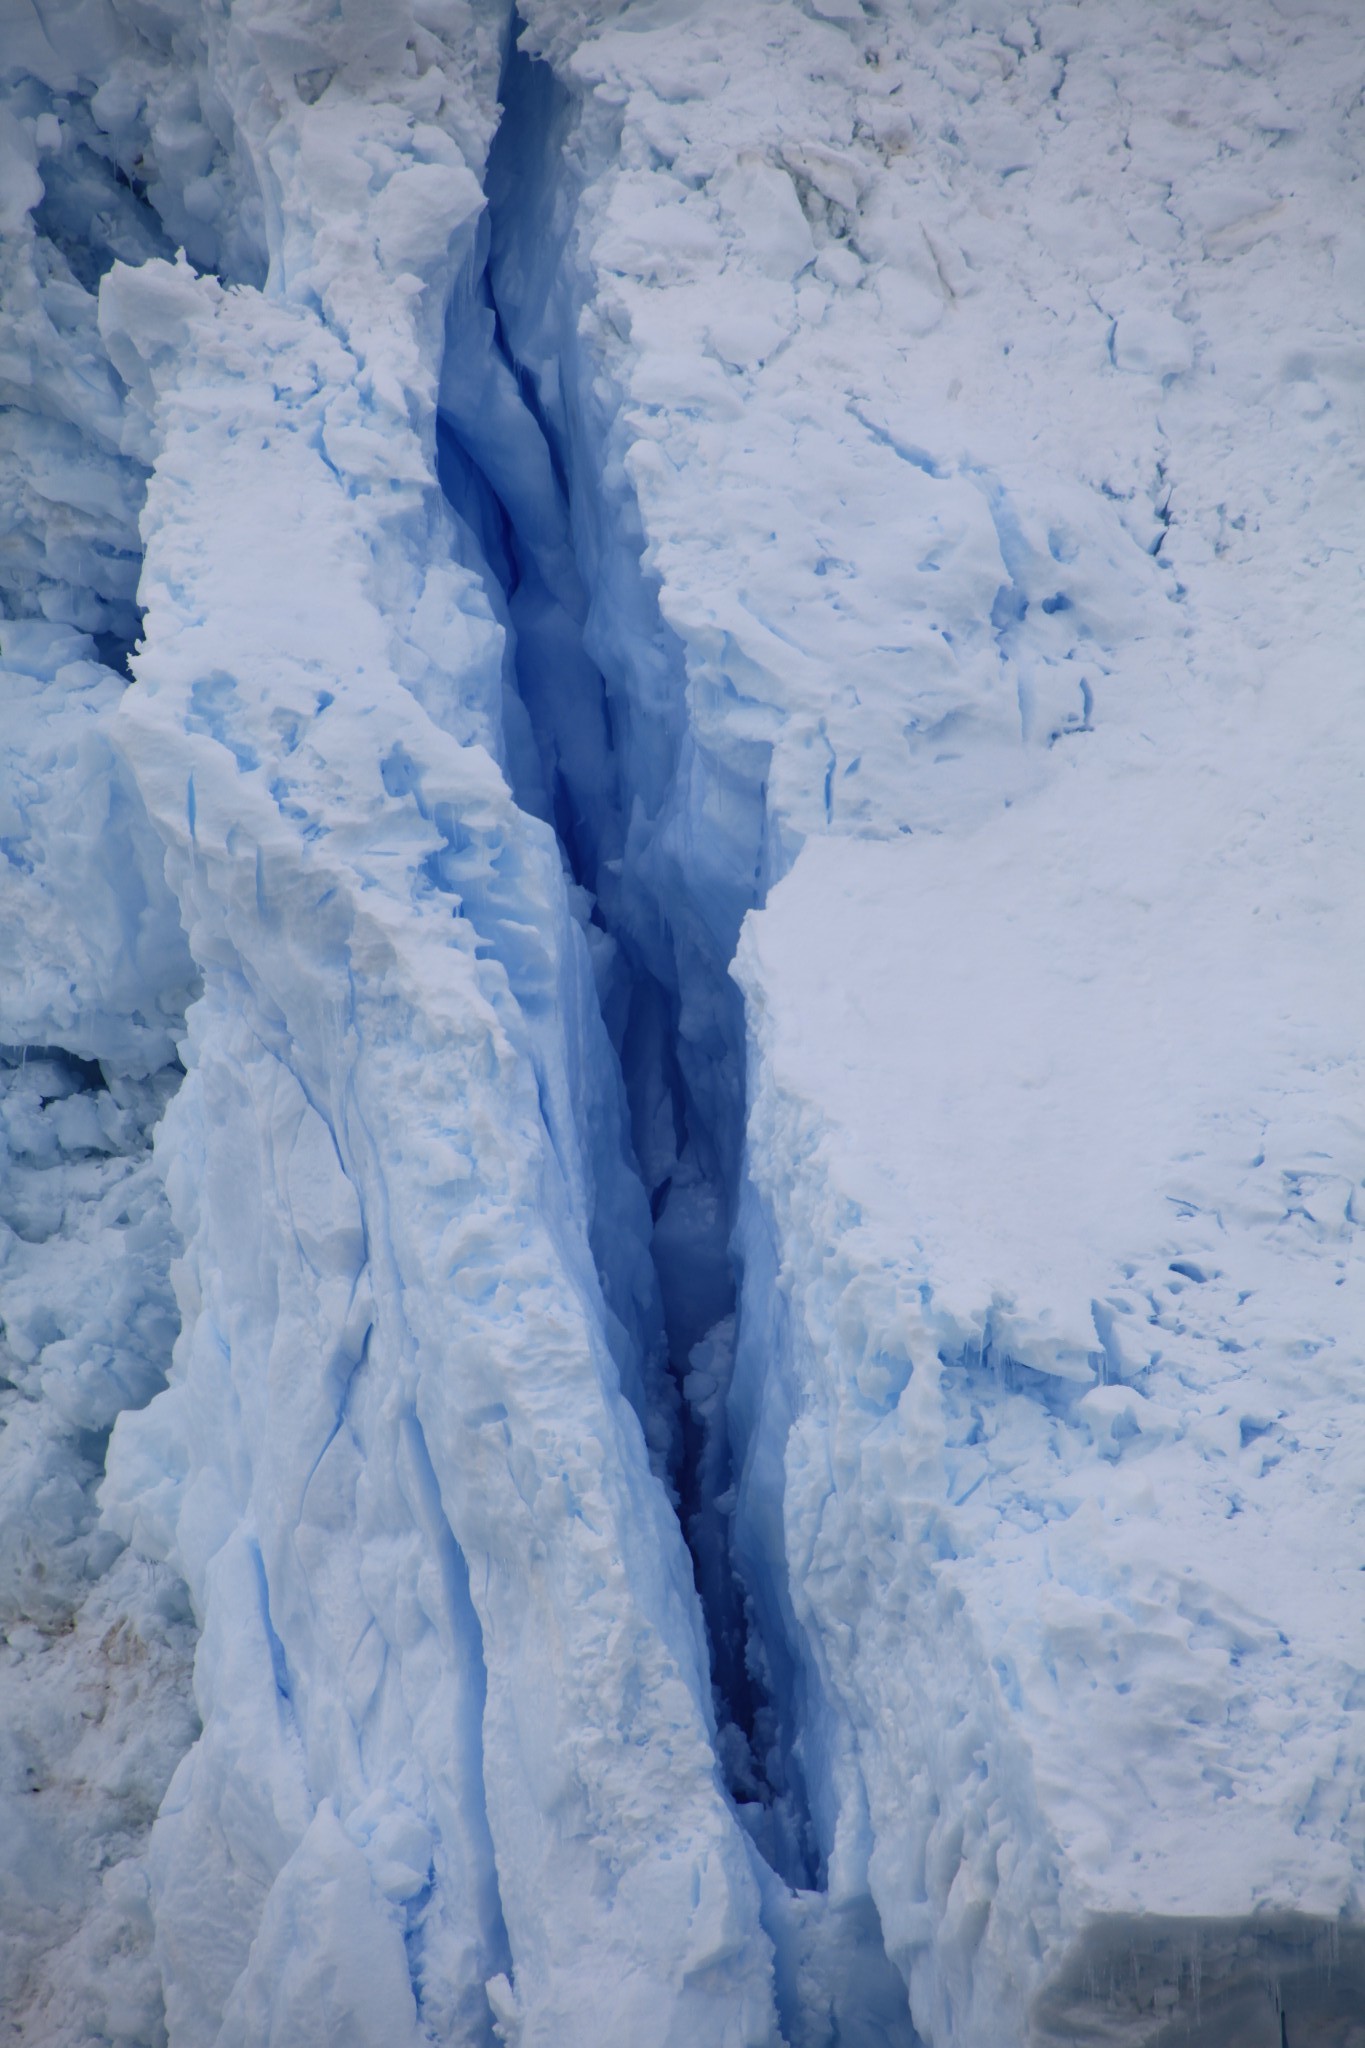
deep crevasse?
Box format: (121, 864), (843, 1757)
(4, 4), (777, 2043)
(489, 8), (1365, 2040)
(2, 3), (1365, 2046)
(89, 13), (783, 2045)
(4, 3), (903, 2033)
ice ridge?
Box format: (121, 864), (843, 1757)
(92, 39), (781, 2048)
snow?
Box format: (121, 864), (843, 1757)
(735, 705), (1365, 2034)
(499, 0), (1365, 2036)
(1, 0), (1363, 2043)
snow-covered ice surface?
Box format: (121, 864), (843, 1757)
(2, 0), (1363, 2044)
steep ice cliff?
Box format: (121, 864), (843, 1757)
(1, 2), (1363, 2046)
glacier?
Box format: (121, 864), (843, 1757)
(1, 1), (1363, 2046)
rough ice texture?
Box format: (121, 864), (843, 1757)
(501, 1), (1365, 2040)
(0, 1041), (197, 2048)
(1, 12), (210, 2034)
(97, 254), (775, 2045)
(1, 1), (1363, 2046)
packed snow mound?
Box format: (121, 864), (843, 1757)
(1, 0), (1363, 2045)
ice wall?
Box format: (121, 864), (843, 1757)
(3, 1), (1364, 2045)
(1, 14), (210, 2035)
(82, 6), (783, 2044)
(475, 3), (1365, 2043)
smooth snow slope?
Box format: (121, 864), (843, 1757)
(0, 1), (1362, 2046)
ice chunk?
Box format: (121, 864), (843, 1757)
(0, 631), (194, 1072)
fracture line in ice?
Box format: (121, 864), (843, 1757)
(91, 15), (782, 2036)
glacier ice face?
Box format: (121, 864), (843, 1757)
(733, 770), (1365, 2039)
(95, 256), (776, 2037)
(470, 1), (1365, 2039)
(0, 629), (194, 1069)
(3, 0), (1365, 2044)
(0, 17), (212, 2038)
(0, 1027), (195, 2046)
(0, 0), (266, 656)
(87, 11), (778, 2044)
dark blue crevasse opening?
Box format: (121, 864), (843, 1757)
(430, 19), (817, 1885)
(473, 44), (932, 2044)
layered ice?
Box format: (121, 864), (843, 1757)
(2, 1), (1363, 2045)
